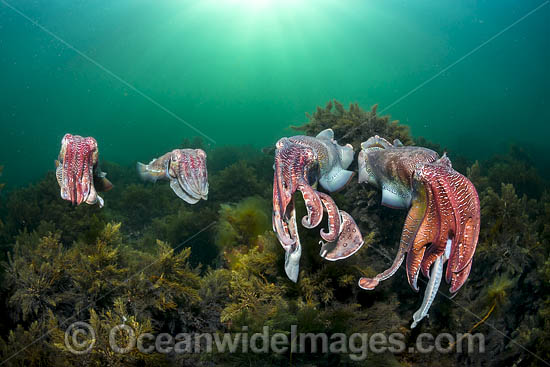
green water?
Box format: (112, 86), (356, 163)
(1, 0), (549, 187)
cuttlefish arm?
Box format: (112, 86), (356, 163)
(414, 158), (480, 294)
(169, 149), (209, 204)
(284, 201), (302, 282)
(358, 240), (407, 291)
(298, 178), (323, 229)
(272, 138), (315, 248)
(320, 211), (363, 261)
(317, 191), (341, 242)
(359, 175), (435, 290)
(411, 239), (451, 328)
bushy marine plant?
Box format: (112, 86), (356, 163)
(294, 100), (413, 149)
(0, 221), (208, 366)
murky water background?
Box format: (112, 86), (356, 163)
(1, 0), (548, 186)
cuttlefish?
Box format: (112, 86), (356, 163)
(56, 133), (113, 207)
(272, 129), (364, 282)
(357, 136), (480, 328)
(137, 149), (208, 204)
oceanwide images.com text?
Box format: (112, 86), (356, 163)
(65, 322), (485, 360)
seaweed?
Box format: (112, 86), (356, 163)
(484, 144), (546, 199)
(470, 275), (515, 332)
(1, 172), (106, 246)
(215, 196), (270, 253)
(477, 183), (538, 275)
(0, 221), (206, 365)
(209, 160), (271, 203)
(0, 100), (549, 366)
(295, 100), (413, 149)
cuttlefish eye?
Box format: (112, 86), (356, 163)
(167, 150), (183, 175)
(168, 160), (178, 178)
(170, 150), (182, 161)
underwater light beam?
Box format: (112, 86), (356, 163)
(0, 0), (217, 145)
(226, 0), (301, 11)
(379, 0), (550, 114)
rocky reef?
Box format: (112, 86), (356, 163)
(0, 101), (548, 366)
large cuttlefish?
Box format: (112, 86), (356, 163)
(56, 133), (113, 207)
(137, 149), (208, 204)
(273, 129), (364, 282)
(357, 136), (480, 328)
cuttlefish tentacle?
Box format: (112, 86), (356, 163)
(411, 239), (452, 328)
(445, 174), (480, 292)
(418, 172), (453, 279)
(272, 177), (294, 249)
(415, 160), (480, 293)
(177, 149), (208, 201)
(170, 179), (199, 204)
(62, 135), (94, 204)
(284, 201), (302, 282)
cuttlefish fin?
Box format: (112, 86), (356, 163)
(338, 144), (355, 169)
(55, 160), (63, 187)
(381, 187), (411, 209)
(315, 128), (334, 141)
(319, 167), (355, 193)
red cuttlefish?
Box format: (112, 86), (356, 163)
(56, 133), (112, 207)
(272, 129), (364, 282)
(357, 136), (480, 328)
(137, 149), (208, 204)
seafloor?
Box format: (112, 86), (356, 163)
(0, 100), (548, 366)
